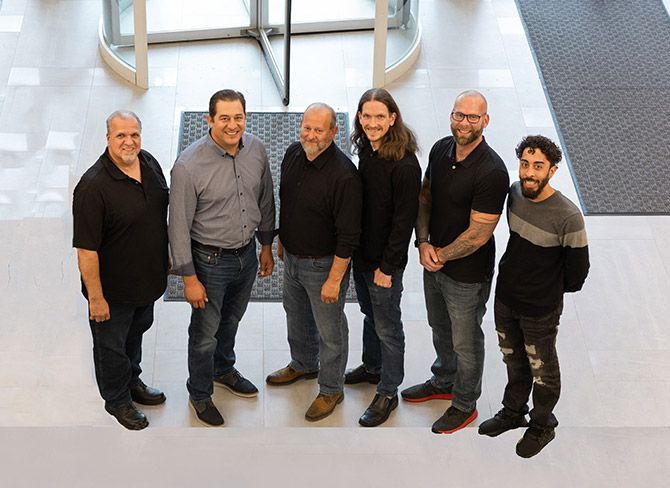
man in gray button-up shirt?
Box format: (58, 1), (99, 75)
(168, 89), (275, 426)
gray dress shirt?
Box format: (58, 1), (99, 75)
(168, 132), (276, 276)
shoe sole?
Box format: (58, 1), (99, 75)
(431, 410), (478, 434)
(402, 392), (454, 403)
(189, 401), (225, 427)
(304, 394), (344, 422)
(358, 401), (399, 427)
(266, 371), (319, 386)
(213, 381), (259, 398)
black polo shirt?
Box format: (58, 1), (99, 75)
(73, 149), (169, 305)
(353, 142), (421, 274)
(427, 136), (509, 283)
(279, 141), (362, 258)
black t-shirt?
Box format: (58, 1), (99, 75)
(353, 143), (422, 274)
(279, 142), (362, 258)
(73, 149), (169, 305)
(427, 136), (509, 283)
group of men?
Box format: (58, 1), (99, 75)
(73, 87), (589, 458)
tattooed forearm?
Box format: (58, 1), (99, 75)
(436, 219), (497, 263)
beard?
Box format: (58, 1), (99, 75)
(450, 125), (483, 146)
(521, 175), (550, 199)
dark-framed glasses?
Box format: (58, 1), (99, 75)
(451, 111), (484, 123)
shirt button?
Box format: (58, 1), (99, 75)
(240, 192), (243, 195)
(242, 209), (245, 212)
(452, 165), (456, 169)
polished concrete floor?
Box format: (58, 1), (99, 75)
(1, 0), (669, 486)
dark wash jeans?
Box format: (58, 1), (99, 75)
(89, 302), (154, 408)
(494, 298), (563, 429)
(283, 252), (350, 396)
(187, 241), (258, 401)
(423, 270), (491, 413)
(353, 269), (405, 396)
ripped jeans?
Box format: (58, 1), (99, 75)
(493, 298), (563, 429)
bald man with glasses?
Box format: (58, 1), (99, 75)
(402, 90), (509, 435)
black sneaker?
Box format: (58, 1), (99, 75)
(345, 364), (381, 385)
(516, 427), (555, 458)
(213, 369), (259, 398)
(189, 398), (224, 427)
(401, 380), (453, 402)
(431, 406), (478, 434)
(478, 408), (529, 437)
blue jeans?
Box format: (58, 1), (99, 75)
(353, 269), (405, 396)
(89, 302), (154, 408)
(283, 252), (350, 396)
(423, 270), (491, 412)
(187, 241), (258, 401)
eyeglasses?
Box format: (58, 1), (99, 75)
(451, 111), (485, 123)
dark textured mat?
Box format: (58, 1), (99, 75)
(165, 111), (357, 302)
(515, 0), (670, 214)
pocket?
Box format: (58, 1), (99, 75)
(192, 246), (218, 266)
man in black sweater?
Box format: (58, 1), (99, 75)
(479, 135), (590, 458)
(345, 88), (421, 427)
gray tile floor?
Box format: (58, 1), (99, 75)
(1, 0), (669, 486)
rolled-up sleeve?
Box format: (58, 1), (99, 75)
(168, 162), (197, 276)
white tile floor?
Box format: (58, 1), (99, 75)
(1, 0), (669, 486)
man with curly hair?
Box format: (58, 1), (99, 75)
(478, 135), (590, 458)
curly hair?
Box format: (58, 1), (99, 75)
(351, 88), (417, 161)
(515, 135), (562, 166)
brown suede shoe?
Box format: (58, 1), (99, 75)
(266, 365), (319, 386)
(305, 392), (344, 421)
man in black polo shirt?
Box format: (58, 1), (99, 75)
(266, 103), (362, 422)
(73, 110), (168, 430)
(402, 91), (509, 434)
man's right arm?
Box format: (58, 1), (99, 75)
(168, 163), (208, 308)
(416, 176), (442, 272)
(76, 249), (110, 322)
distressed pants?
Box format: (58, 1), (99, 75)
(493, 298), (563, 429)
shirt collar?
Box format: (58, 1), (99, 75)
(449, 136), (489, 168)
(102, 149), (147, 181)
(305, 141), (336, 169)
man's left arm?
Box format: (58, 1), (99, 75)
(377, 161), (422, 286)
(435, 168), (509, 264)
(562, 213), (590, 292)
(322, 171), (363, 303)
(256, 149), (276, 277)
(435, 211), (501, 263)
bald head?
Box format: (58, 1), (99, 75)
(303, 102), (337, 129)
(454, 90), (488, 113)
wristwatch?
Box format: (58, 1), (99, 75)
(414, 238), (429, 248)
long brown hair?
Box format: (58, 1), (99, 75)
(351, 88), (417, 161)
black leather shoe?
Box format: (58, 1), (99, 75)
(130, 380), (166, 406)
(358, 393), (398, 427)
(105, 403), (149, 430)
(344, 364), (381, 385)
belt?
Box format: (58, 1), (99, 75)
(191, 239), (252, 256)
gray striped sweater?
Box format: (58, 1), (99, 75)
(495, 181), (589, 316)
